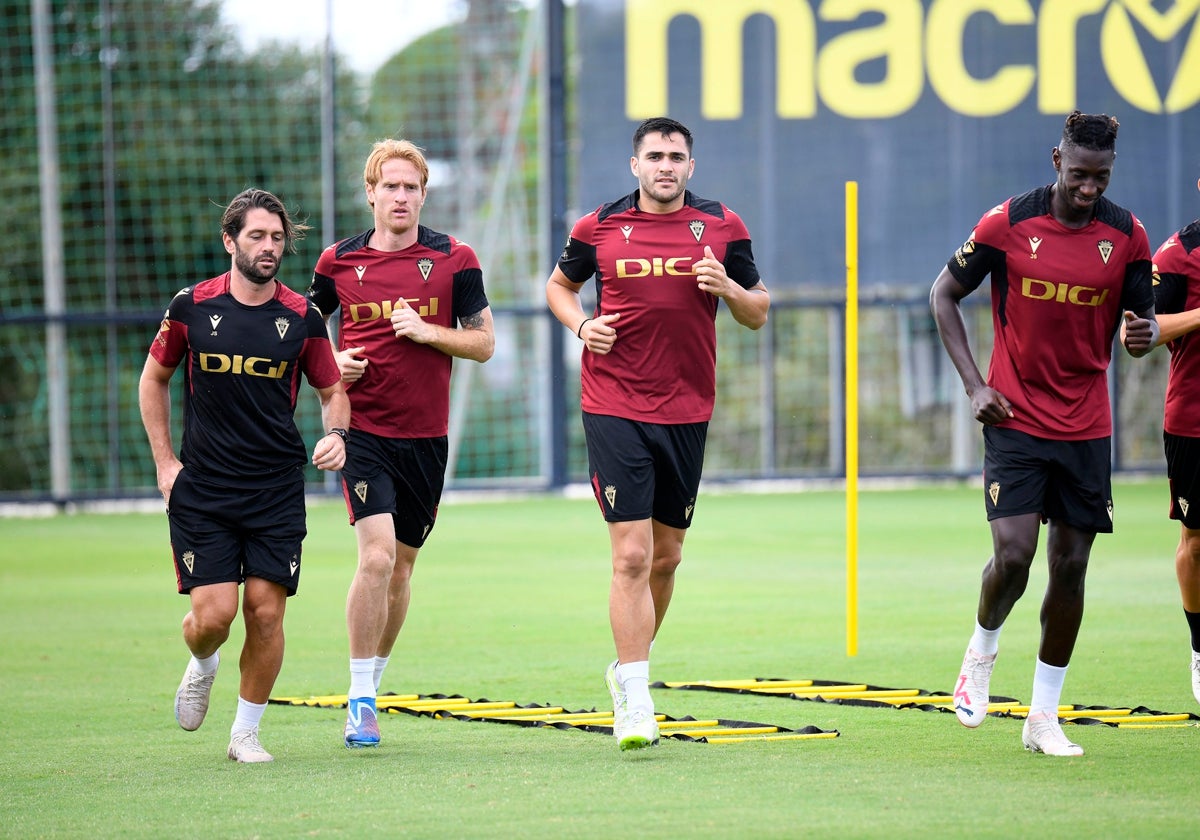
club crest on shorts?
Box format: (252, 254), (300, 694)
(988, 481), (1000, 506)
(604, 484), (617, 508)
(354, 481), (368, 503)
(181, 550), (195, 574)
(1180, 497), (1190, 517)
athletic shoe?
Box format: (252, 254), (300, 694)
(1191, 653), (1200, 705)
(174, 654), (218, 732)
(227, 729), (274, 763)
(953, 647), (996, 728)
(1022, 712), (1083, 757)
(344, 696), (380, 748)
(619, 709), (660, 752)
(605, 659), (628, 740)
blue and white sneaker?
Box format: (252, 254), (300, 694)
(344, 696), (380, 748)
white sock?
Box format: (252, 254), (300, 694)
(231, 696), (266, 735)
(969, 621), (1002, 657)
(192, 651), (219, 675)
(349, 658), (375, 699)
(616, 660), (652, 713)
(1029, 659), (1068, 717)
(373, 656), (390, 693)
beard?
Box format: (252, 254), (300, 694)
(234, 247), (279, 285)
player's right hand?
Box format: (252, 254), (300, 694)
(969, 385), (1015, 425)
(581, 313), (620, 355)
(337, 346), (368, 383)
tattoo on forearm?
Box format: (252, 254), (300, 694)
(461, 312), (485, 330)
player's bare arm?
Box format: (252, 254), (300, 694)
(137, 355), (184, 499)
(694, 245), (770, 330)
(1153, 307), (1200, 346)
(545, 267), (619, 354)
(930, 266), (1014, 424)
(390, 298), (495, 362)
(311, 382), (351, 471)
(1121, 308), (1158, 357)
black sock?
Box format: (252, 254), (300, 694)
(1185, 609), (1200, 653)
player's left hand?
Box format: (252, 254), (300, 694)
(1121, 310), (1158, 358)
(694, 245), (735, 298)
(390, 297), (435, 344)
(311, 431), (346, 471)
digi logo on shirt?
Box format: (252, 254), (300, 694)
(198, 353), (289, 379)
(615, 256), (695, 278)
(1020, 278), (1109, 307)
(347, 298), (441, 321)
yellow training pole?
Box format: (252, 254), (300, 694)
(845, 181), (859, 657)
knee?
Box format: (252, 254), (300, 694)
(651, 550), (682, 577)
(187, 602), (237, 638)
(612, 545), (651, 579)
(1181, 531), (1200, 566)
(359, 544), (396, 579)
(242, 598), (284, 638)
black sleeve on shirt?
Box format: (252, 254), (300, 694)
(725, 239), (761, 289)
(557, 237), (598, 285)
(1154, 271), (1188, 316)
(1119, 259), (1154, 314)
(451, 267), (490, 323)
(306, 271), (339, 318)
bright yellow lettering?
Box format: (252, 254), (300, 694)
(1038, 0), (1108, 112)
(926, 0), (1035, 117)
(624, 0), (816, 119)
(817, 0), (924, 119)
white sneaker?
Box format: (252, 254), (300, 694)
(619, 709), (660, 752)
(1191, 653), (1200, 705)
(227, 729), (274, 763)
(953, 647), (996, 728)
(605, 660), (627, 740)
(174, 654), (218, 732)
(1022, 713), (1083, 757)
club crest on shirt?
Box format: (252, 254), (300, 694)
(354, 481), (368, 503)
(1097, 239), (1114, 265)
(417, 258), (434, 282)
(181, 550), (195, 574)
(688, 220), (706, 243)
(604, 484), (617, 508)
(988, 481), (1000, 506)
(1179, 497), (1190, 517)
(274, 317), (290, 340)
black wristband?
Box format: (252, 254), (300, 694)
(576, 318), (592, 339)
(325, 427), (348, 442)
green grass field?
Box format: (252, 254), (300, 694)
(3, 480), (1198, 838)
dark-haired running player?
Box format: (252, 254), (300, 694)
(307, 139), (494, 749)
(930, 111), (1158, 756)
(139, 188), (349, 763)
(1145, 176), (1200, 706)
(545, 116), (770, 751)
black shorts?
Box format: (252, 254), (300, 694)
(982, 426), (1113, 533)
(167, 469), (307, 595)
(581, 412), (707, 528)
(340, 428), (447, 548)
(1164, 431), (1200, 529)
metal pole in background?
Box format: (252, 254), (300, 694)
(32, 0), (70, 504)
(546, 0), (568, 488)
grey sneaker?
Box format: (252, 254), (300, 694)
(605, 659), (627, 740)
(227, 729), (274, 763)
(953, 647), (996, 728)
(619, 709), (660, 751)
(1022, 713), (1083, 757)
(1191, 653), (1200, 705)
(174, 654), (218, 731)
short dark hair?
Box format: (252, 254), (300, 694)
(1061, 110), (1119, 152)
(220, 188), (309, 253)
(633, 117), (693, 156)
